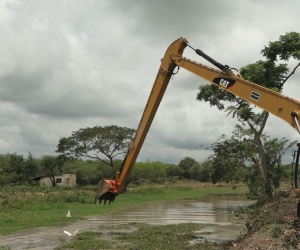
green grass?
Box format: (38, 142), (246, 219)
(55, 231), (113, 250)
(0, 184), (248, 235)
(55, 223), (226, 250)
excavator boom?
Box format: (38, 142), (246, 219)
(170, 53), (300, 132)
(95, 37), (300, 205)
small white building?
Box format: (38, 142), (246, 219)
(32, 174), (76, 187)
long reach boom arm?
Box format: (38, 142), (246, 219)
(95, 37), (300, 204)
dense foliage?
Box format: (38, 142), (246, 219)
(207, 123), (295, 203)
(0, 153), (39, 186)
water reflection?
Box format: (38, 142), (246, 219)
(89, 194), (254, 225)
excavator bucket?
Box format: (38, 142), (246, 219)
(94, 179), (118, 205)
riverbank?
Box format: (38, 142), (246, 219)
(0, 182), (247, 235)
(2, 183), (299, 249)
(228, 189), (300, 250)
(54, 189), (299, 250)
(0, 184), (251, 250)
(54, 193), (252, 250)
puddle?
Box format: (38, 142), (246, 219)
(191, 224), (243, 244)
(0, 193), (254, 249)
(92, 194), (252, 226)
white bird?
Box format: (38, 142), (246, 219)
(63, 229), (79, 237)
(63, 231), (72, 236)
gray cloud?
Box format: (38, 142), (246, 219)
(0, 0), (299, 164)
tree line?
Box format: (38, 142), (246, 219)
(0, 153), (64, 187)
(0, 152), (209, 187)
(0, 150), (293, 192)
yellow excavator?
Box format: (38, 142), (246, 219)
(94, 37), (300, 205)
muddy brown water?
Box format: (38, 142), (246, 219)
(0, 194), (254, 249)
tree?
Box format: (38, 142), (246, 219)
(76, 167), (103, 186)
(263, 137), (295, 188)
(179, 157), (197, 178)
(56, 125), (136, 168)
(9, 154), (25, 185)
(196, 32), (300, 199)
(40, 155), (64, 187)
(0, 153), (39, 185)
(127, 160), (168, 185)
(166, 164), (184, 179)
(61, 158), (117, 186)
(0, 154), (14, 186)
(208, 126), (252, 185)
(24, 152), (40, 184)
(188, 160), (213, 182)
(208, 124), (295, 203)
(262, 32), (300, 62)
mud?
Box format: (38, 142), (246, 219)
(0, 193), (254, 249)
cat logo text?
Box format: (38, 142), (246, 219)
(212, 77), (236, 89)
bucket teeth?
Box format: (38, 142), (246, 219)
(101, 192), (117, 205)
(94, 179), (118, 205)
(95, 191), (117, 205)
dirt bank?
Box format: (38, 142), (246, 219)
(228, 190), (300, 250)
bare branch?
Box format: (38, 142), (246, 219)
(111, 151), (125, 158)
(282, 62), (300, 85)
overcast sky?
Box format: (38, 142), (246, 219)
(0, 0), (300, 165)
